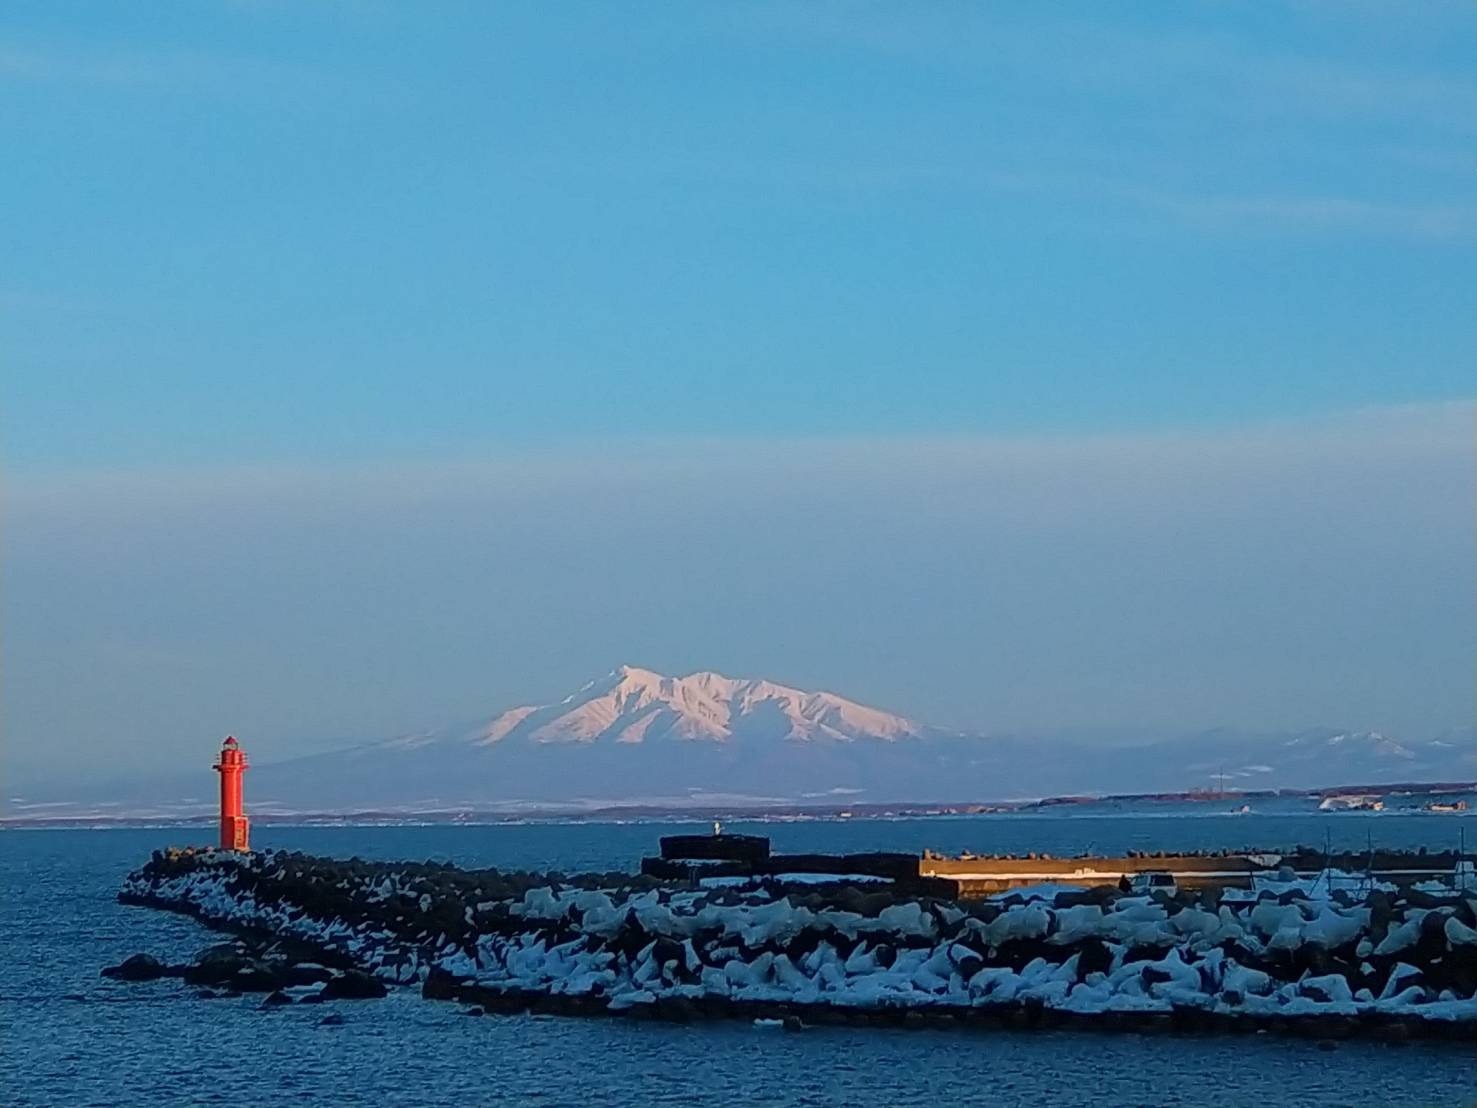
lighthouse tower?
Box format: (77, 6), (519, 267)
(213, 735), (250, 851)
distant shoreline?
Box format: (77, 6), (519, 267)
(4, 780), (1472, 830)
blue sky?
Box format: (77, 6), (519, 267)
(3, 4), (1474, 787)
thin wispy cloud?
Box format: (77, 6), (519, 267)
(1158, 193), (1477, 240)
(570, 153), (1477, 243)
(0, 39), (366, 103)
(988, 169), (1477, 242)
(684, 6), (1477, 241)
(480, 146), (1477, 244)
(735, 6), (1477, 134)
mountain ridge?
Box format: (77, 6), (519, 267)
(392, 664), (937, 750)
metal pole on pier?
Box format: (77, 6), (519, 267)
(1318, 826), (1332, 895)
(1461, 825), (1469, 892)
(1362, 828), (1374, 899)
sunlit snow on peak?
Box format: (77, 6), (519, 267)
(471, 665), (928, 747)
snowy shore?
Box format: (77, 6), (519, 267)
(119, 849), (1476, 1040)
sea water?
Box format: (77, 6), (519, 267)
(3, 815), (1473, 1107)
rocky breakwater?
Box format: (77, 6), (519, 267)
(102, 934), (387, 1008)
(117, 848), (1477, 1040)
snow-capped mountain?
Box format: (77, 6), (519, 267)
(237, 666), (952, 810)
(457, 665), (928, 747)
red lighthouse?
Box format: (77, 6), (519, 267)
(213, 735), (250, 851)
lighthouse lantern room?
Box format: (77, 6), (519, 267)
(213, 735), (250, 852)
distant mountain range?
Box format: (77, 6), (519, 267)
(228, 666), (1473, 813)
(440, 665), (930, 747)
(9, 666), (1474, 818)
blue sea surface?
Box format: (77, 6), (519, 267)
(3, 815), (1473, 1107)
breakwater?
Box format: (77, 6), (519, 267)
(114, 843), (1477, 1041)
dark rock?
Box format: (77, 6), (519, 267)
(1414, 912), (1452, 964)
(476, 988), (531, 1014)
(1296, 943), (1333, 978)
(321, 970), (388, 1000)
(783, 928), (829, 966)
(652, 996), (698, 1022)
(102, 953), (170, 981)
(1074, 937), (1114, 979)
(1299, 979), (1344, 1004)
(182, 949), (254, 986)
(969, 902), (1002, 924)
(782, 1015), (805, 1032)
(1018, 998), (1047, 1027)
(694, 995), (732, 1021)
(280, 963), (335, 987)
(264, 937), (341, 966)
(1382, 1018), (1414, 1042)
(422, 967), (459, 1000)
(196, 941), (249, 965)
(462, 1006), (485, 1017)
(261, 989), (293, 1007)
(230, 965), (284, 992)
(852, 890), (900, 917)
(318, 1013), (346, 1026)
(539, 994), (588, 1017)
(1366, 892), (1396, 940)
(650, 937), (687, 981)
(1168, 1003), (1208, 1033)
(803, 1004), (846, 1026)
